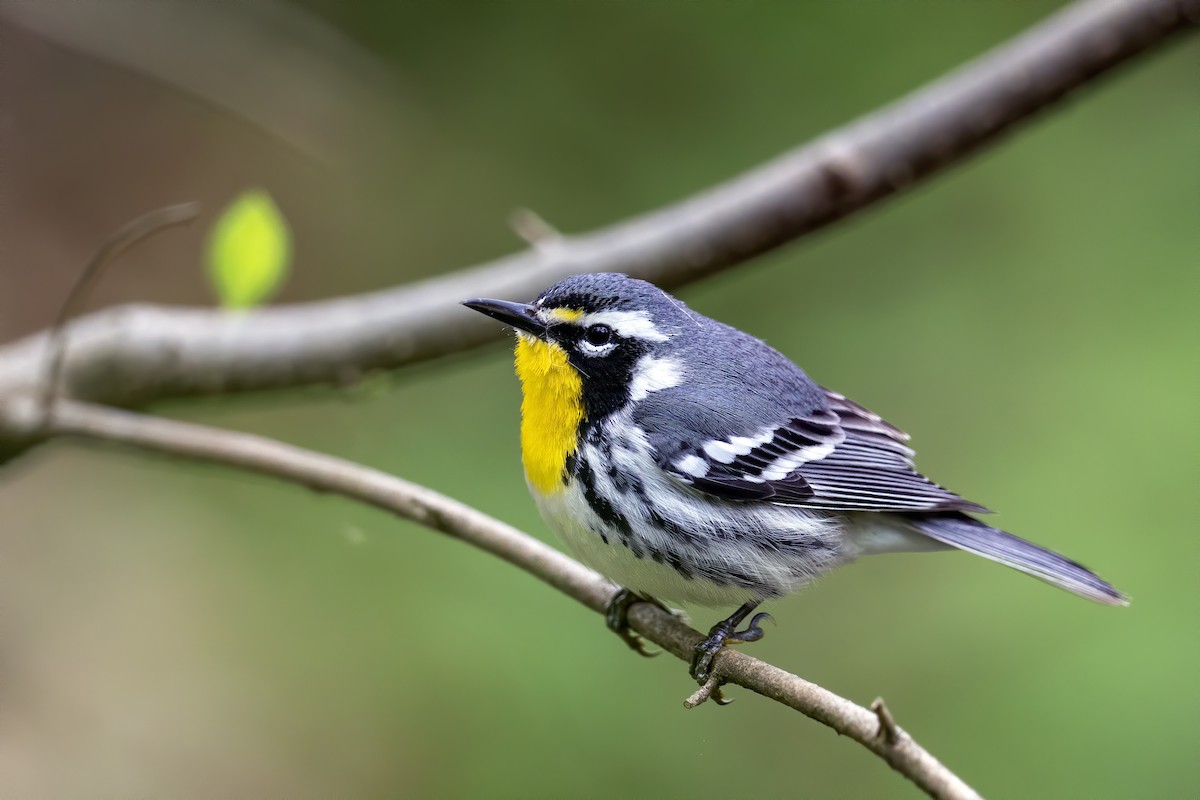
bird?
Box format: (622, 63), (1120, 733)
(463, 272), (1126, 682)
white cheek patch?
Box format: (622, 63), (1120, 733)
(580, 310), (670, 342)
(629, 355), (684, 401)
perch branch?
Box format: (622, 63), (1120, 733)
(7, 395), (980, 800)
(0, 0), (1195, 456)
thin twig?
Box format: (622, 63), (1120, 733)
(872, 697), (901, 746)
(684, 675), (733, 708)
(1, 0), (1194, 448)
(29, 397), (980, 799)
(509, 208), (563, 251)
(39, 202), (199, 422)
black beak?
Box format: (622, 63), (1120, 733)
(462, 298), (547, 337)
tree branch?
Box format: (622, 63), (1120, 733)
(11, 394), (981, 800)
(1, 0), (1195, 459)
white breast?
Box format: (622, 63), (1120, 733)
(532, 481), (762, 607)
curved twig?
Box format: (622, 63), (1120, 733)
(0, 0), (1194, 447)
(17, 395), (980, 800)
(39, 203), (199, 423)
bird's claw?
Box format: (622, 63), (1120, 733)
(689, 611), (773, 683)
(729, 612), (773, 644)
(605, 588), (671, 658)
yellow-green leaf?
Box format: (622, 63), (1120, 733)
(206, 190), (292, 309)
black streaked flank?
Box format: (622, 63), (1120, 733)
(646, 507), (703, 547)
(575, 458), (632, 537)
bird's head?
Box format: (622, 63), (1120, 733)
(464, 273), (693, 422)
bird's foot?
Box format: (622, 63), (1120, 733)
(605, 588), (674, 658)
(689, 610), (772, 683)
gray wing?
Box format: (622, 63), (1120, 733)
(638, 387), (988, 514)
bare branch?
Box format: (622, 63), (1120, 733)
(16, 395), (980, 800)
(1, 0), (1194, 456)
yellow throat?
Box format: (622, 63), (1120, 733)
(514, 335), (584, 495)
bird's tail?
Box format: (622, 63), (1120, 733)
(905, 513), (1128, 606)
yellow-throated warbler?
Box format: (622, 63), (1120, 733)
(464, 273), (1125, 680)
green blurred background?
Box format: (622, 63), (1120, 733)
(2, 1), (1196, 797)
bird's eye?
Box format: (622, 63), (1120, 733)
(585, 324), (614, 347)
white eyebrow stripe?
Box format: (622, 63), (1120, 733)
(580, 310), (670, 342)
